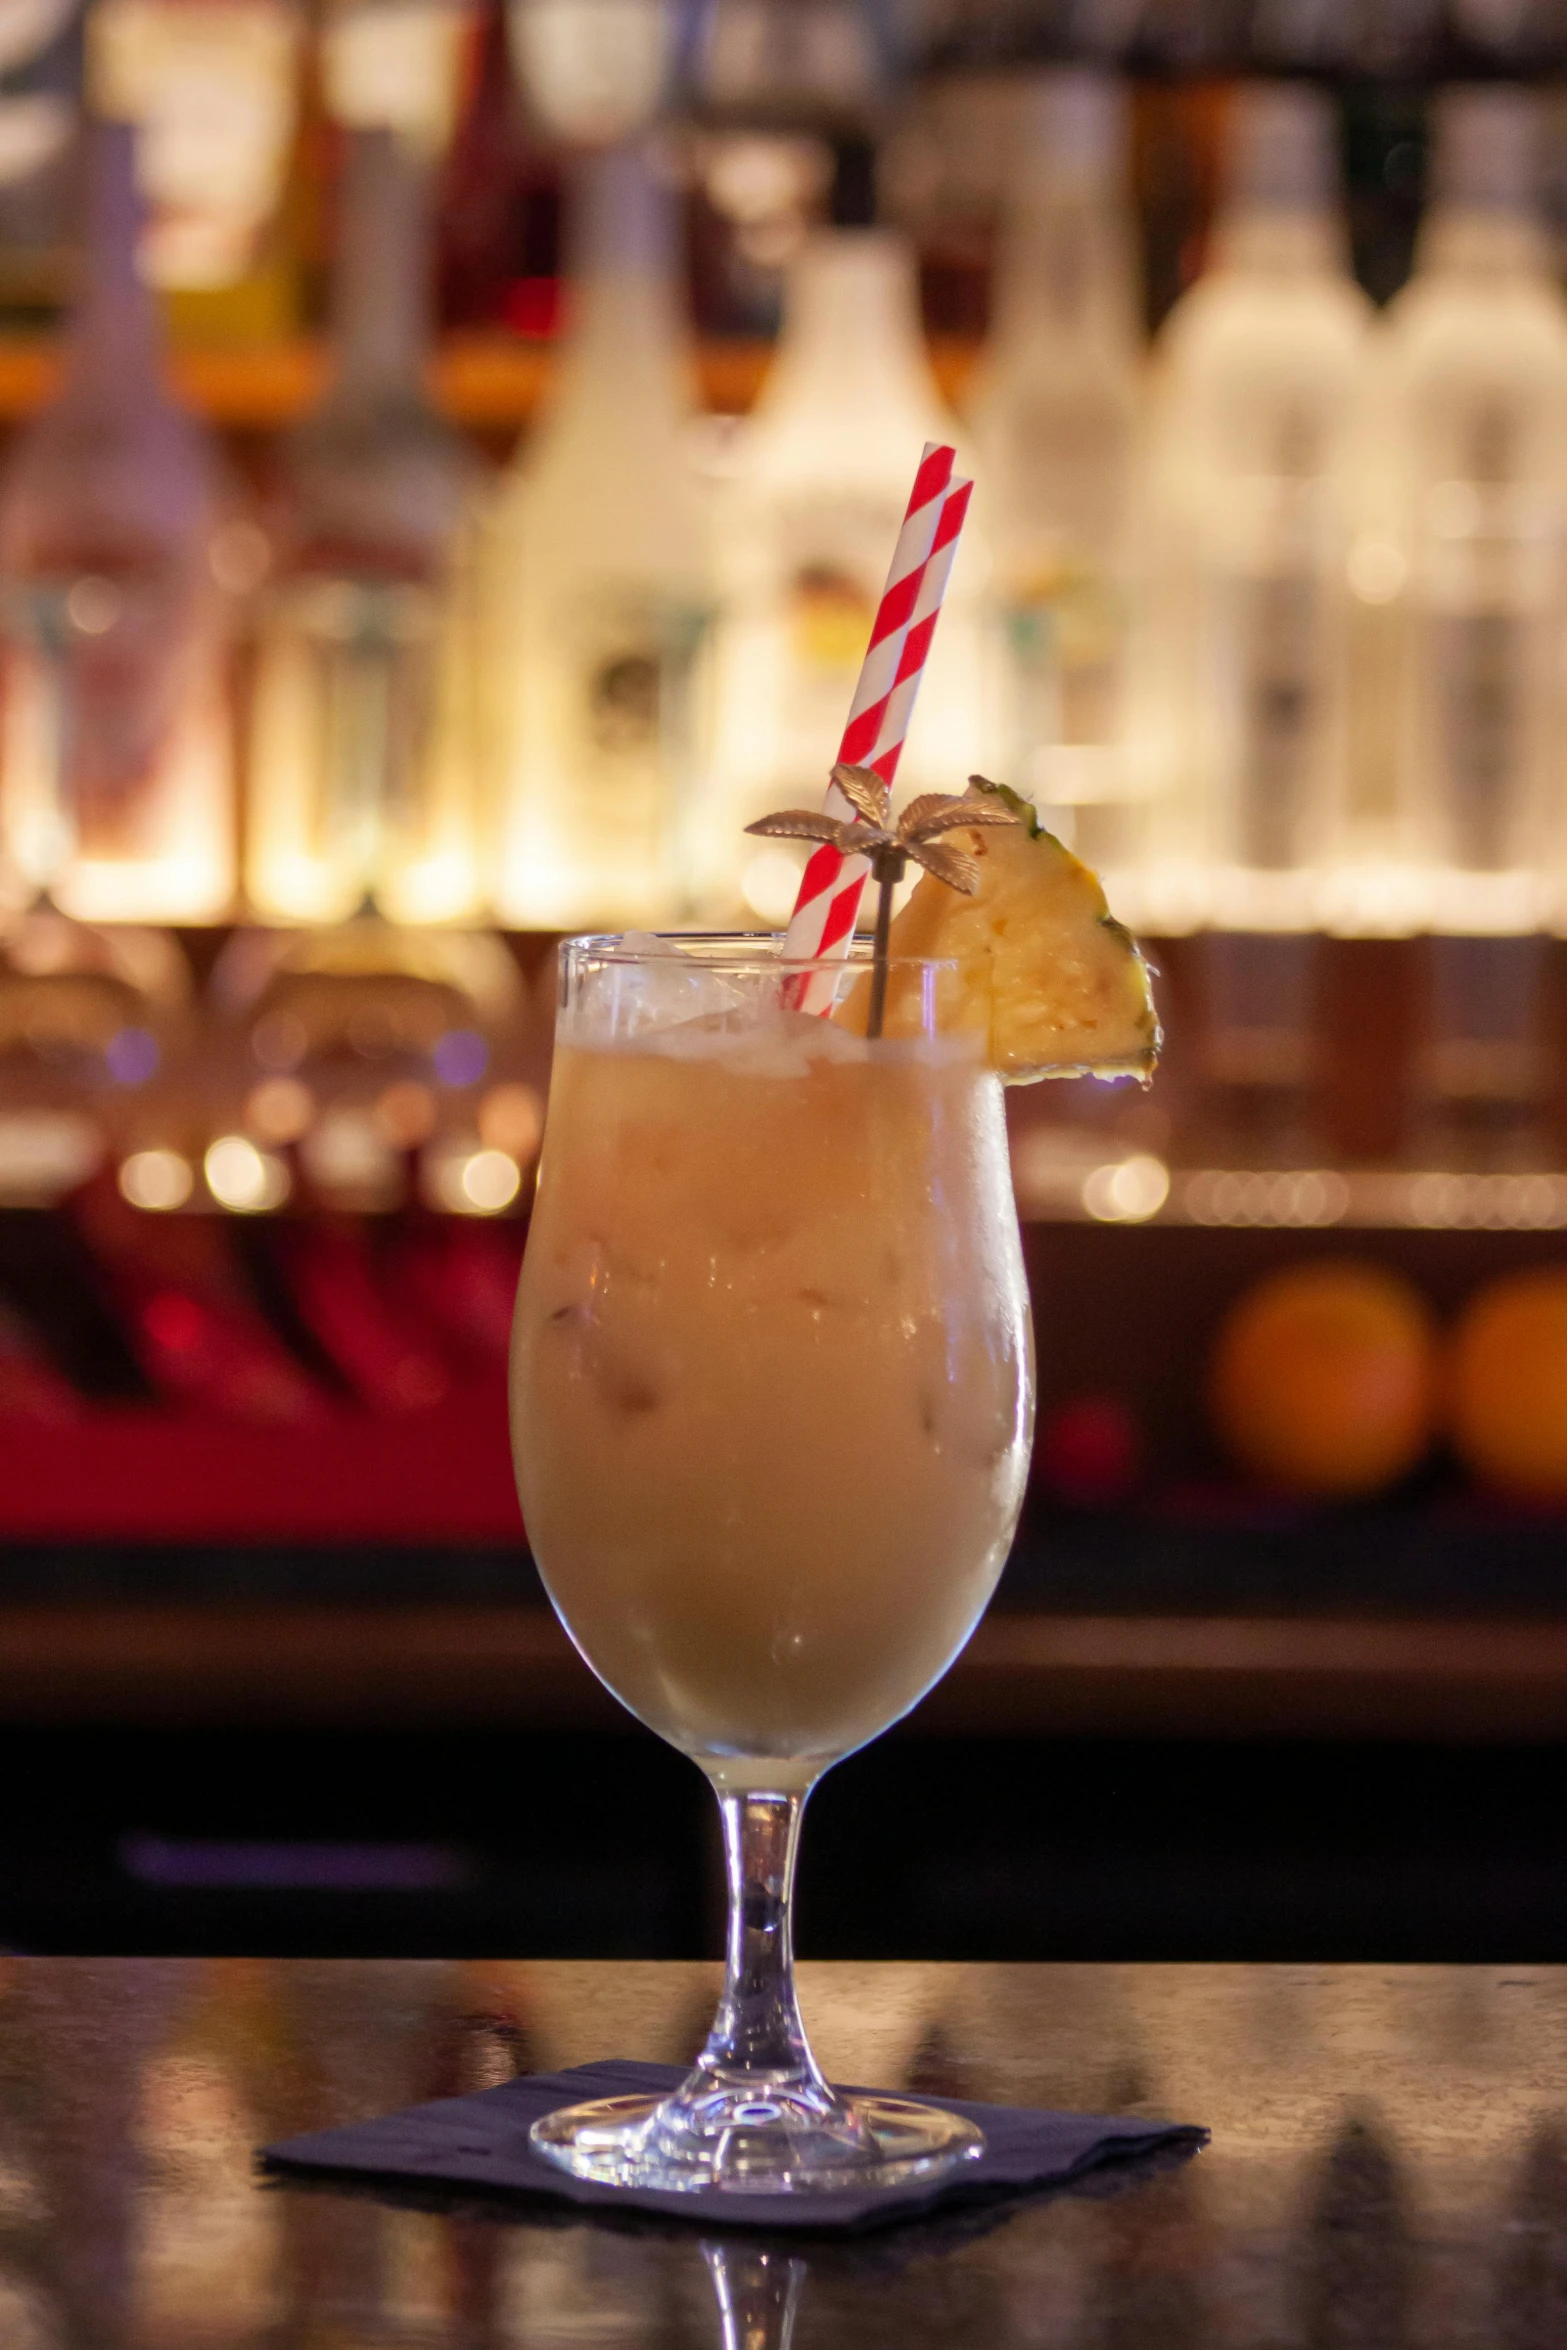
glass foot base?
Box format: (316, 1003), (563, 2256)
(530, 2087), (984, 2196)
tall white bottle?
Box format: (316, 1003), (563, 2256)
(967, 71), (1142, 892)
(703, 139), (989, 923)
(1367, 85), (1567, 936)
(1143, 82), (1370, 932)
(490, 141), (710, 931)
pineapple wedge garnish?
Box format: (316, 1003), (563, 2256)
(841, 778), (1160, 1083)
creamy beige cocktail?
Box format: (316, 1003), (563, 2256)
(510, 954), (1033, 1790)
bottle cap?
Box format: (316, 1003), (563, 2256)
(1224, 81), (1338, 211)
(1430, 84), (1539, 214)
(1014, 68), (1128, 190)
(515, 0), (673, 145)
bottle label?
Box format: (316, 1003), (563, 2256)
(0, 556), (233, 919)
(556, 585), (706, 817)
(730, 492), (899, 802)
(715, 482), (987, 859)
(252, 572), (451, 892)
(1218, 569), (1329, 870)
(1, 559), (217, 869)
(1427, 606), (1536, 871)
(1006, 569), (1133, 862)
(789, 562), (876, 674)
(1006, 559), (1124, 750)
(774, 491), (893, 647)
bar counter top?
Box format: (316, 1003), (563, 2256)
(5, 1955), (1563, 2345)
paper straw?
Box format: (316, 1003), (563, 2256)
(782, 441), (973, 1010)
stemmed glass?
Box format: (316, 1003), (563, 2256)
(509, 934), (1035, 2193)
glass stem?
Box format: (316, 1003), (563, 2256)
(695, 1789), (825, 2095)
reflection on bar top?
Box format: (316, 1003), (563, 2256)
(3, 1957), (1565, 2345)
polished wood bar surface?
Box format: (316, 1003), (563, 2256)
(0, 1601), (1565, 1737)
(4, 1956), (1563, 2345)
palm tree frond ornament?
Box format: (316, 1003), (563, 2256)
(745, 764), (1018, 1036)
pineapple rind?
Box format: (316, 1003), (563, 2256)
(972, 777), (1045, 838)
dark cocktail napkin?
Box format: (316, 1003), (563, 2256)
(261, 2057), (1207, 2235)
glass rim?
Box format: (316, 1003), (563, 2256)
(562, 931), (966, 974)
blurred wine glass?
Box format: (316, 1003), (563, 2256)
(207, 921), (537, 1217)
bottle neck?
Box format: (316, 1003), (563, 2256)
(1209, 204), (1347, 280)
(68, 115), (160, 382)
(765, 225), (938, 426)
(331, 127), (432, 393)
(990, 179), (1139, 360)
(553, 141), (686, 400)
(788, 227), (919, 355)
(1416, 204), (1551, 283)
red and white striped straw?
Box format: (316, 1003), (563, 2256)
(782, 440), (973, 1012)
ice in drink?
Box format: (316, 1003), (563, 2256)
(510, 1007), (1033, 1789)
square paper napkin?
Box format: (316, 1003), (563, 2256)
(261, 2057), (1207, 2234)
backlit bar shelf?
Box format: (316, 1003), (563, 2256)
(1011, 1139), (1567, 1232)
(0, 334), (983, 429)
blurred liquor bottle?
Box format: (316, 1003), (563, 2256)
(434, 0), (557, 335)
(685, 130), (829, 342)
(687, 0), (891, 338)
(1370, 86), (1567, 935)
(320, 0), (474, 350)
(245, 112), (488, 927)
(87, 0), (307, 343)
(1145, 84), (1369, 1160)
(966, 72), (1143, 904)
(0, 115), (241, 923)
(1367, 87), (1567, 1167)
(878, 74), (1009, 344)
(701, 133), (989, 922)
(488, 138), (710, 928)
(0, 0), (81, 327)
(1144, 81), (1369, 933)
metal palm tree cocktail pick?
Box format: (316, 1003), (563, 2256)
(746, 765), (1018, 1037)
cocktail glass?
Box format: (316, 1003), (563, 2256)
(510, 934), (1035, 2194)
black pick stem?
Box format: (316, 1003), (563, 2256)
(866, 845), (905, 1041)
